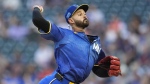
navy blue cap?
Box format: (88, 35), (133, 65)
(65, 4), (89, 23)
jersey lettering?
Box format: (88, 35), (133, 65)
(93, 43), (101, 54)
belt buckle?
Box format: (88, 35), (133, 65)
(69, 82), (75, 84)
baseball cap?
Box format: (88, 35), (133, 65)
(65, 4), (89, 23)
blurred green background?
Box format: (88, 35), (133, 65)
(0, 0), (150, 84)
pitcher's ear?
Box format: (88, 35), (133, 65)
(68, 18), (74, 24)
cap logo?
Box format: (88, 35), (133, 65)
(66, 12), (71, 19)
(73, 4), (78, 7)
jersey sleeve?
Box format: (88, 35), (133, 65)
(95, 49), (106, 64)
(38, 23), (65, 42)
(32, 7), (64, 42)
(95, 37), (106, 65)
(92, 49), (109, 77)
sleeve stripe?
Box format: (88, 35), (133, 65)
(38, 21), (52, 34)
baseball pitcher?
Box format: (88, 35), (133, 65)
(32, 4), (121, 84)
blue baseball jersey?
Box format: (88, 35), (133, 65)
(39, 23), (105, 83)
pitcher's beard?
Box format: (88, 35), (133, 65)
(74, 19), (89, 29)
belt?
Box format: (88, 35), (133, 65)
(55, 73), (78, 84)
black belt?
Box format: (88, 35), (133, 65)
(55, 73), (79, 84)
(55, 73), (63, 81)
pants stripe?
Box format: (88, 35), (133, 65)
(49, 78), (56, 84)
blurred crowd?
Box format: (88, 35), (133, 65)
(0, 0), (150, 84)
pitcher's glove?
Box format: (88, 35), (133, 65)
(98, 56), (122, 76)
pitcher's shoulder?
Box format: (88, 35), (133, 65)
(59, 27), (74, 34)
